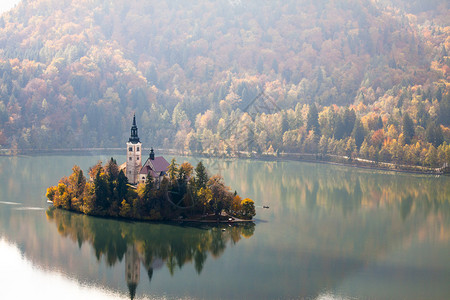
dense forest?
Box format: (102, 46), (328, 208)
(46, 158), (256, 221)
(0, 0), (449, 167)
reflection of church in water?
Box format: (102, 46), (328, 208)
(125, 243), (163, 300)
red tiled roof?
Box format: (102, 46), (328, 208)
(152, 156), (170, 172)
(139, 156), (169, 176)
(140, 165), (152, 175)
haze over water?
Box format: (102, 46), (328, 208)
(0, 154), (449, 299)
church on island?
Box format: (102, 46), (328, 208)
(120, 114), (169, 186)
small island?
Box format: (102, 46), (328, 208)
(46, 115), (255, 222)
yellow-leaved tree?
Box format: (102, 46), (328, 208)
(240, 198), (256, 220)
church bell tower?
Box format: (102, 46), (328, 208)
(126, 114), (142, 184)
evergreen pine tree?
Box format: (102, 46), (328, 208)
(376, 116), (384, 130)
(352, 119), (365, 149)
(426, 122), (444, 147)
(195, 161), (208, 190)
(168, 158), (179, 182)
(402, 113), (415, 144)
(142, 173), (155, 213)
(343, 108), (356, 137)
(94, 169), (109, 210)
(306, 104), (320, 135)
(117, 170), (128, 200)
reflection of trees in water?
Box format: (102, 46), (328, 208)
(211, 159), (450, 270)
(213, 158), (450, 218)
(46, 207), (254, 299)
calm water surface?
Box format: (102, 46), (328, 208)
(0, 155), (449, 299)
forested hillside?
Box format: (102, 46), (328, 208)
(0, 0), (449, 167)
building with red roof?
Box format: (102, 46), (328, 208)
(138, 148), (170, 185)
(121, 115), (169, 185)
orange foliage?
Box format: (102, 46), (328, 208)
(371, 129), (385, 147)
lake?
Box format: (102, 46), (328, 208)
(0, 154), (449, 299)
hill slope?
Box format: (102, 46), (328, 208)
(0, 0), (449, 167)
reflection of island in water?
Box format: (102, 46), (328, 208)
(45, 207), (254, 299)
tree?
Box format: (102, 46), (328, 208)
(46, 186), (58, 204)
(318, 135), (328, 154)
(67, 166), (86, 211)
(439, 94), (450, 126)
(371, 129), (385, 148)
(240, 198), (256, 219)
(178, 162), (194, 182)
(402, 113), (415, 144)
(89, 161), (103, 180)
(306, 104), (320, 135)
(389, 139), (403, 164)
(231, 195), (243, 214)
(368, 145), (378, 163)
(378, 147), (389, 163)
(352, 119), (365, 149)
(105, 158), (119, 206)
(141, 173), (156, 213)
(279, 113), (289, 137)
(58, 183), (72, 211)
(197, 187), (213, 214)
(345, 137), (357, 159)
(195, 161), (208, 190)
(425, 122), (444, 147)
(303, 130), (319, 153)
(294, 103), (303, 128)
(106, 157), (119, 181)
(342, 108), (356, 138)
(68, 165), (86, 198)
(376, 116), (384, 130)
(142, 173), (155, 201)
(333, 116), (345, 140)
(207, 175), (233, 216)
(117, 170), (128, 200)
(167, 158), (179, 182)
(119, 200), (132, 218)
(94, 169), (109, 211)
(425, 144), (438, 167)
(359, 140), (369, 158)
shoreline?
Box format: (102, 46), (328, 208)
(3, 147), (449, 176)
(46, 206), (254, 226)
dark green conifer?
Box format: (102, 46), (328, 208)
(94, 169), (109, 210)
(117, 170), (128, 200)
(402, 112), (415, 144)
(352, 119), (365, 149)
(195, 161), (208, 190)
(306, 104), (320, 135)
(167, 158), (178, 182)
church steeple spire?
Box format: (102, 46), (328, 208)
(129, 114), (140, 143)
